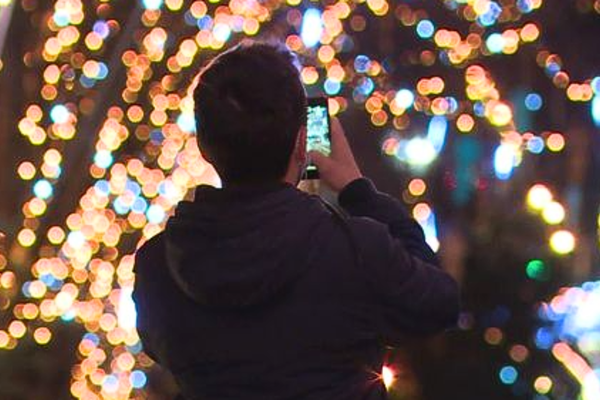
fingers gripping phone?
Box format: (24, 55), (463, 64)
(305, 97), (331, 180)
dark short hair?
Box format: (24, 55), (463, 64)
(193, 41), (306, 183)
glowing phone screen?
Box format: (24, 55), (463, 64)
(306, 102), (331, 175)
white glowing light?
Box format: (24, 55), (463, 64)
(301, 9), (323, 48)
(404, 137), (437, 167)
(382, 365), (395, 389)
(493, 143), (516, 180)
(118, 287), (138, 330)
(395, 89), (415, 109)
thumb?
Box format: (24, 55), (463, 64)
(307, 150), (330, 169)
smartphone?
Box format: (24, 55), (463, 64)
(305, 97), (331, 179)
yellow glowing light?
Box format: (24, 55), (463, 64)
(488, 102), (513, 126)
(527, 184), (553, 211)
(408, 179), (426, 196)
(17, 162), (36, 180)
(0, 331), (9, 348)
(542, 201), (565, 225)
(534, 376), (553, 394)
(17, 228), (36, 247)
(43, 149), (62, 165)
(547, 133), (565, 152)
(8, 320), (26, 338)
(29, 198), (47, 216)
(484, 327), (503, 345)
(28, 280), (47, 298)
(317, 45), (335, 64)
(371, 110), (388, 126)
(549, 230), (576, 255)
(456, 114), (475, 133)
(191, 1), (207, 18)
(381, 365), (395, 389)
(301, 66), (319, 85)
(429, 77), (445, 94)
(520, 23), (540, 42)
(0, 271), (15, 289)
(413, 203), (431, 222)
(33, 327), (52, 345)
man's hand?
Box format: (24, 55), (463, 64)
(308, 117), (363, 192)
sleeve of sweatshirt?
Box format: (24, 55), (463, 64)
(338, 178), (460, 340)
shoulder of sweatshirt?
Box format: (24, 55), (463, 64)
(133, 232), (165, 273)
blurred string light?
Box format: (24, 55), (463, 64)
(1, 0), (598, 398)
(537, 281), (600, 400)
(526, 184), (574, 254)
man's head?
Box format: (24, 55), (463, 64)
(193, 41), (307, 185)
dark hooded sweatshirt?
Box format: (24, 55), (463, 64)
(132, 178), (460, 400)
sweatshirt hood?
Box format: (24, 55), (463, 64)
(164, 182), (329, 308)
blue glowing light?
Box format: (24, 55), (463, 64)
(395, 89), (415, 109)
(592, 95), (600, 128)
(97, 62), (109, 80)
(114, 197), (130, 215)
(50, 104), (70, 124)
(324, 79), (341, 95)
(486, 33), (505, 54)
(130, 370), (148, 389)
(147, 205), (166, 224)
(301, 9), (323, 48)
(177, 113), (197, 132)
(499, 366), (518, 385)
(446, 97), (459, 114)
(83, 332), (100, 346)
(80, 75), (96, 89)
(525, 93), (543, 111)
(93, 21), (110, 39)
(534, 327), (554, 349)
(517, 0), (534, 12)
(125, 180), (141, 197)
(592, 77), (600, 94)
(94, 180), (110, 196)
(357, 77), (375, 96)
(197, 15), (213, 30)
(478, 1), (502, 26)
(40, 273), (62, 291)
(131, 197), (148, 214)
(142, 0), (163, 10)
(473, 102), (485, 117)
(427, 116), (448, 153)
(33, 179), (53, 199)
(53, 11), (70, 27)
(21, 281), (31, 297)
(545, 62), (561, 76)
(420, 210), (440, 252)
(493, 144), (516, 180)
(61, 309), (76, 321)
(354, 55), (371, 73)
(94, 150), (113, 169)
(527, 137), (544, 154)
(416, 20), (435, 39)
